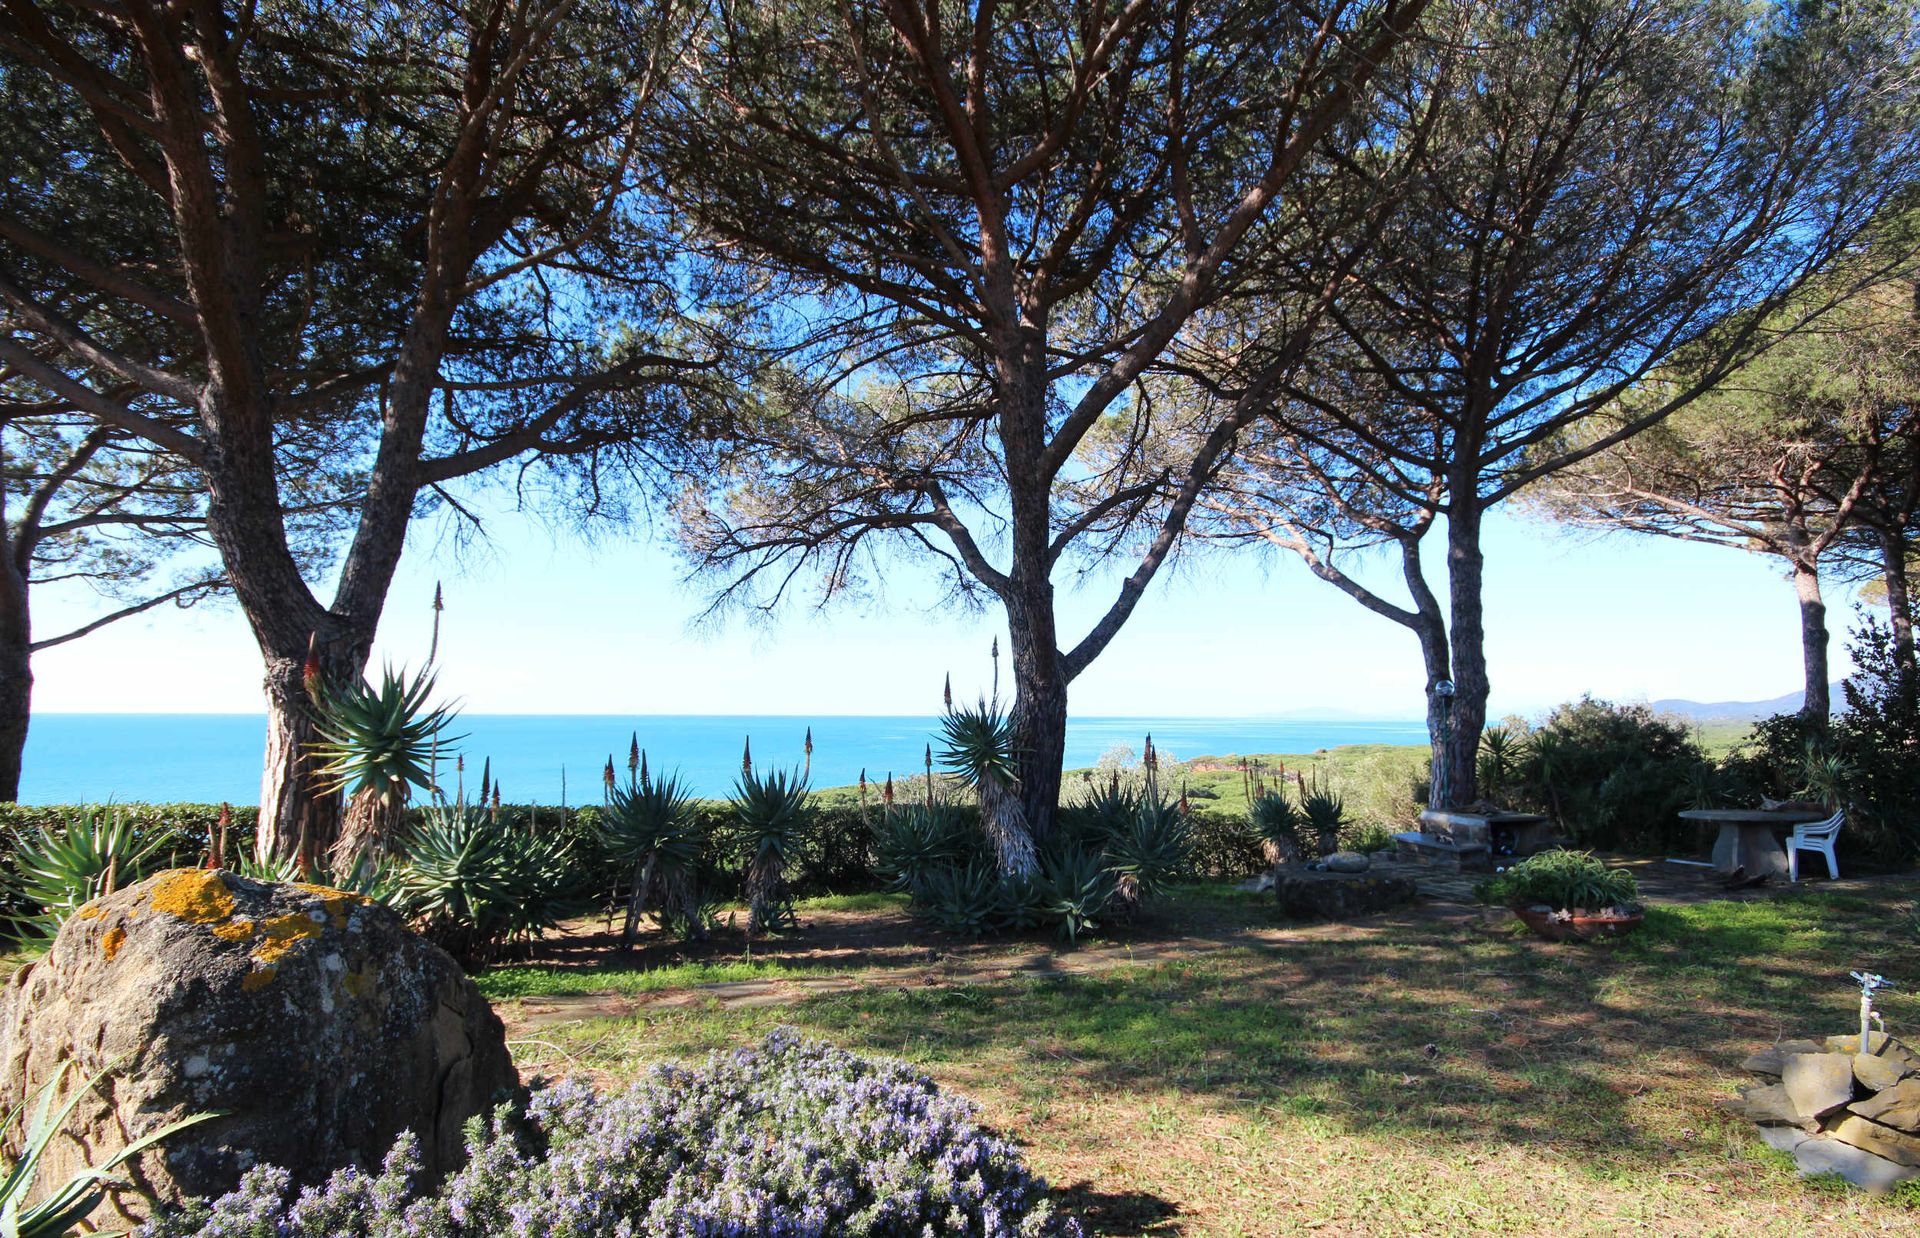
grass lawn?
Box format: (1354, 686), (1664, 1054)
(491, 883), (1920, 1236)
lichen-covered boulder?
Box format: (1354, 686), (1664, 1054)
(0, 869), (518, 1226)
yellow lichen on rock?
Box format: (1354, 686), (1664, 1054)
(211, 919), (257, 944)
(74, 903), (103, 921)
(342, 969), (375, 1000)
(240, 967), (277, 992)
(251, 913), (324, 966)
(101, 925), (126, 960)
(148, 869), (237, 925)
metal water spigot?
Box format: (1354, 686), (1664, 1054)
(1851, 970), (1895, 1054)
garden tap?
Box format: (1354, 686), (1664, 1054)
(1851, 970), (1894, 1053)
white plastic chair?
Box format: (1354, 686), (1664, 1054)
(1787, 809), (1845, 882)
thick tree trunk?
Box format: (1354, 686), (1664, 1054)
(1792, 559), (1831, 723)
(1413, 618), (1453, 810)
(0, 610), (29, 805)
(1007, 603), (1068, 844)
(253, 635), (369, 869)
(1443, 501), (1490, 806)
(1880, 527), (1916, 692)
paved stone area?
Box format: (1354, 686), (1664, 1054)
(1379, 852), (1907, 906)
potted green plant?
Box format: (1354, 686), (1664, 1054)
(1475, 849), (1643, 941)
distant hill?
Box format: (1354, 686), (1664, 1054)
(1648, 684), (1844, 722)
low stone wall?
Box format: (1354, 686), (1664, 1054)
(1723, 1032), (1920, 1192)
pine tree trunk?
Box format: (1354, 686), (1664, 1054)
(1414, 616), (1453, 810)
(1442, 501), (1490, 806)
(1007, 613), (1068, 844)
(1792, 558), (1831, 723)
(0, 633), (29, 805)
(1880, 527), (1916, 692)
(253, 636), (369, 869)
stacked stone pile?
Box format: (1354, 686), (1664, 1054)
(1725, 1032), (1920, 1192)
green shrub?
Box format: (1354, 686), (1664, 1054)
(1510, 697), (1713, 852)
(1475, 849), (1639, 912)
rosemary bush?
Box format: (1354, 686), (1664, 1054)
(140, 1030), (1081, 1238)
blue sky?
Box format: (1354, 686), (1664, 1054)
(29, 495), (1860, 721)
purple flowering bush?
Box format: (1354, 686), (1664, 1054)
(140, 1028), (1081, 1238)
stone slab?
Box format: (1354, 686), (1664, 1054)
(1794, 1135), (1920, 1192)
(1742, 1040), (1827, 1076)
(1825, 1115), (1920, 1167)
(1851, 1078), (1920, 1131)
(1758, 1124), (1813, 1154)
(1722, 1082), (1813, 1127)
(1855, 1054), (1917, 1095)
(1783, 1052), (1857, 1118)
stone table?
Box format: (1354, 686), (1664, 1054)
(1678, 807), (1832, 878)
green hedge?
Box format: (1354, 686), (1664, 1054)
(0, 799), (1270, 929)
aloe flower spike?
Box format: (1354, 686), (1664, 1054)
(629, 733), (640, 778)
(639, 750), (651, 793)
(742, 736), (753, 778)
(943, 673), (952, 711)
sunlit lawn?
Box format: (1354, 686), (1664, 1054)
(493, 884), (1920, 1235)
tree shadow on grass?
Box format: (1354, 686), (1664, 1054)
(1050, 1181), (1180, 1235)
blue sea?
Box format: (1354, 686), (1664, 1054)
(19, 713), (1429, 806)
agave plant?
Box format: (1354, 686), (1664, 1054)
(938, 698), (1037, 879)
(6, 810), (167, 937)
(1057, 774), (1142, 851)
(600, 762), (701, 943)
(1248, 790), (1306, 866)
(1038, 847), (1116, 945)
(1104, 797), (1192, 913)
(389, 803), (581, 966)
(909, 859), (1008, 937)
(1, 1060), (217, 1236)
(1299, 773), (1347, 858)
(732, 759), (809, 935)
(871, 801), (971, 894)
(310, 665), (462, 868)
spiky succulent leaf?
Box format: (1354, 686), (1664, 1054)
(601, 771), (700, 870)
(937, 701), (1019, 791)
(310, 666), (462, 805)
(6, 810), (168, 935)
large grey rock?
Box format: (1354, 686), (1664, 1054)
(0, 869), (518, 1228)
(1853, 1077), (1920, 1129)
(1273, 870), (1417, 920)
(1323, 851), (1370, 874)
(1782, 1052), (1856, 1119)
(1794, 1135), (1920, 1193)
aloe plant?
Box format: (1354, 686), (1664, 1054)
(1248, 790), (1306, 865)
(310, 665), (462, 867)
(1299, 772), (1347, 858)
(6, 810), (167, 938)
(938, 698), (1037, 878)
(731, 758), (808, 936)
(389, 803), (582, 965)
(600, 758), (702, 943)
(1104, 797), (1192, 912)
(1, 1060), (216, 1236)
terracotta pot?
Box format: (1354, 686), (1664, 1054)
(1513, 904), (1644, 942)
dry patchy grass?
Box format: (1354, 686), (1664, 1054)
(493, 884), (1920, 1236)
